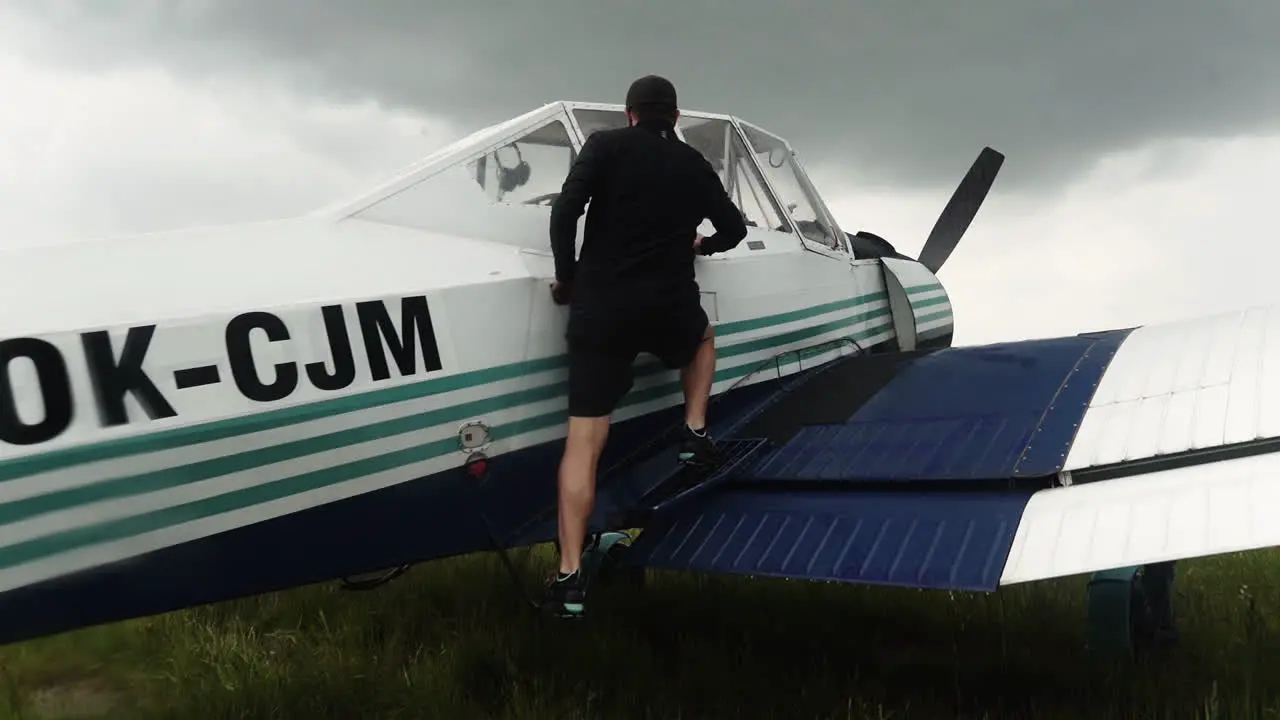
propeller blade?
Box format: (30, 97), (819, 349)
(916, 146), (1004, 274)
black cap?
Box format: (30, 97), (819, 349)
(625, 75), (678, 111)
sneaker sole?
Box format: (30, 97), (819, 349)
(554, 603), (585, 619)
(678, 452), (717, 467)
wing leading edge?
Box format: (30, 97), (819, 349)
(630, 306), (1280, 591)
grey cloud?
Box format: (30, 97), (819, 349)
(15, 1), (1280, 190)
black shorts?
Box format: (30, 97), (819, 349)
(566, 298), (710, 418)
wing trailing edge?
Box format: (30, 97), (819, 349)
(629, 488), (1033, 592)
(1001, 448), (1280, 585)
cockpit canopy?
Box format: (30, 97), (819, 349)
(329, 101), (847, 254)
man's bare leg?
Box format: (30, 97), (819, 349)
(556, 415), (611, 574)
(680, 324), (716, 429)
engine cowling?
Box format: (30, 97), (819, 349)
(846, 231), (914, 261)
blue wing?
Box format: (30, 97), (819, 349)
(629, 307), (1280, 590)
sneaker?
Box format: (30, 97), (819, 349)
(677, 425), (719, 467)
(542, 569), (587, 619)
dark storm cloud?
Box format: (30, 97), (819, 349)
(16, 0), (1280, 189)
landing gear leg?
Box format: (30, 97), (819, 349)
(1086, 561), (1178, 656)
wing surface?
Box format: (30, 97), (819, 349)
(630, 307), (1280, 590)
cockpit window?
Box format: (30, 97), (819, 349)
(740, 124), (842, 251)
(572, 109), (629, 140)
(679, 116), (727, 178)
(348, 108), (587, 247)
(680, 116), (790, 234)
(465, 119), (577, 207)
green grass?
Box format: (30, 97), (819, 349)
(1, 546), (1279, 719)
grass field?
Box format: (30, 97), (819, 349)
(1, 545), (1278, 719)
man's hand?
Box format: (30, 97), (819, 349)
(693, 234), (705, 254)
(550, 280), (571, 305)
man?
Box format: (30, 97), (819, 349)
(543, 75), (748, 618)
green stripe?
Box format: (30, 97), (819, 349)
(916, 309), (953, 326)
(0, 354), (568, 482)
(716, 291), (885, 334)
(904, 283), (943, 296)
(910, 295), (949, 310)
(0, 320), (897, 569)
(1, 308), (893, 524)
(718, 306), (889, 361)
(0, 384), (569, 525)
(0, 291), (891, 481)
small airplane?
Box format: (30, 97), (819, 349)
(1, 99), (1275, 658)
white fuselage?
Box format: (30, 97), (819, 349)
(0, 100), (953, 604)
(0, 213), (948, 597)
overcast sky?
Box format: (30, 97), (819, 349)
(4, 1), (1280, 345)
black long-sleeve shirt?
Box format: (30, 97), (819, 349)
(549, 118), (748, 308)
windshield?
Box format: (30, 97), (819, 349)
(572, 108), (629, 140)
(680, 116), (789, 234)
(739, 123), (843, 251)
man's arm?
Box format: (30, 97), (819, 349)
(549, 133), (608, 284)
(691, 155), (749, 256)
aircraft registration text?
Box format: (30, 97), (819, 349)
(0, 295), (446, 454)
